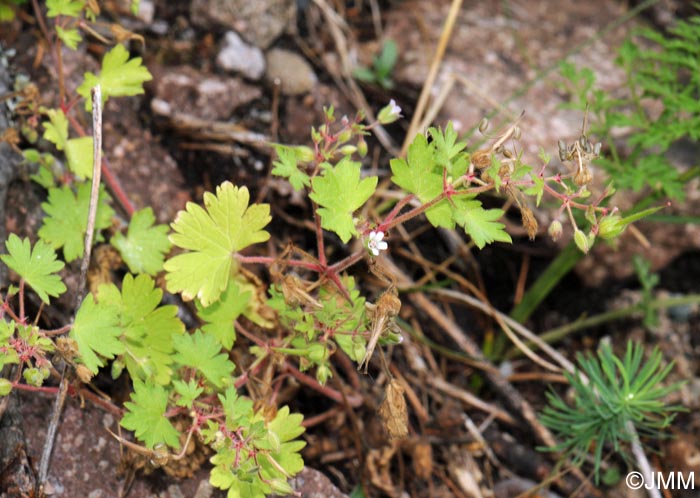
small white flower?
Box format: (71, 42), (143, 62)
(367, 230), (388, 256)
(388, 99), (402, 118)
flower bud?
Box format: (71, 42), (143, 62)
(598, 214), (626, 239)
(357, 137), (368, 157)
(0, 378), (12, 396)
(295, 145), (315, 163)
(337, 128), (353, 144)
(316, 364), (332, 385)
(548, 220), (563, 242)
(338, 145), (357, 156)
(574, 229), (590, 254)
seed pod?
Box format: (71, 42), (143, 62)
(574, 229), (590, 254)
(378, 378), (408, 440)
(377, 288), (401, 317)
(548, 220), (563, 242)
(76, 364), (94, 383)
(513, 125), (522, 140)
(478, 117), (489, 134)
(558, 140), (567, 161)
(594, 142), (602, 155)
(574, 165), (592, 186)
(503, 148), (514, 159)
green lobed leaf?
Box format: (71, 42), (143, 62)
(196, 279), (251, 349)
(78, 44), (152, 111)
(64, 136), (94, 178)
(1, 234), (66, 304)
(390, 134), (453, 227)
(173, 379), (204, 408)
(452, 201), (512, 249)
(309, 157), (377, 243)
(46, 0), (83, 17)
(271, 144), (311, 191)
(70, 294), (123, 373)
(121, 380), (181, 449)
(111, 207), (171, 275)
(97, 274), (184, 385)
(173, 330), (235, 388)
(38, 182), (114, 262)
(56, 26), (81, 49)
(164, 182), (271, 306)
(42, 109), (68, 150)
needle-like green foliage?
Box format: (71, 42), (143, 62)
(541, 341), (683, 481)
(1, 234), (66, 304)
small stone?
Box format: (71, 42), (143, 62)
(194, 479), (214, 498)
(88, 491), (103, 498)
(191, 0), (295, 49)
(265, 49), (317, 96)
(167, 484), (184, 498)
(216, 31), (266, 80)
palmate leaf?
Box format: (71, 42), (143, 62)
(309, 157), (377, 243)
(38, 182), (114, 262)
(390, 134), (453, 228)
(1, 234), (66, 304)
(78, 44), (152, 111)
(111, 207), (171, 275)
(271, 144), (311, 191)
(42, 109), (68, 151)
(97, 274), (184, 385)
(173, 330), (235, 388)
(164, 182), (271, 306)
(70, 294), (123, 373)
(121, 380), (181, 450)
(196, 279), (251, 349)
(46, 0), (83, 18)
(452, 201), (512, 249)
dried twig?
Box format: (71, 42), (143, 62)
(38, 85), (103, 493)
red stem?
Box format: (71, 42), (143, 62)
(283, 362), (362, 407)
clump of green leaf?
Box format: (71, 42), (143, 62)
(353, 39), (398, 89)
(632, 255), (660, 328)
(559, 15), (700, 200)
(540, 341), (683, 481)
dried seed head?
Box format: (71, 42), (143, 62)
(520, 207), (538, 240)
(574, 164), (593, 186)
(76, 364), (93, 383)
(377, 289), (401, 317)
(503, 148), (514, 159)
(471, 149), (491, 169)
(478, 117), (489, 134)
(378, 378), (408, 440)
(557, 140), (567, 161)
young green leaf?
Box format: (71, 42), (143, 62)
(173, 379), (204, 408)
(309, 157), (377, 243)
(121, 380), (181, 450)
(78, 44), (152, 111)
(70, 294), (123, 373)
(97, 274), (184, 385)
(1, 234), (66, 304)
(390, 134), (453, 228)
(56, 26), (81, 50)
(271, 144), (311, 191)
(46, 0), (83, 17)
(429, 123), (468, 178)
(38, 182), (114, 262)
(196, 279), (251, 349)
(65, 136), (94, 178)
(42, 109), (68, 151)
(164, 182), (271, 306)
(111, 207), (171, 275)
(452, 201), (512, 249)
(173, 330), (235, 388)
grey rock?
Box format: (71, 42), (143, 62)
(265, 49), (317, 96)
(191, 0), (296, 49)
(216, 31), (266, 80)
